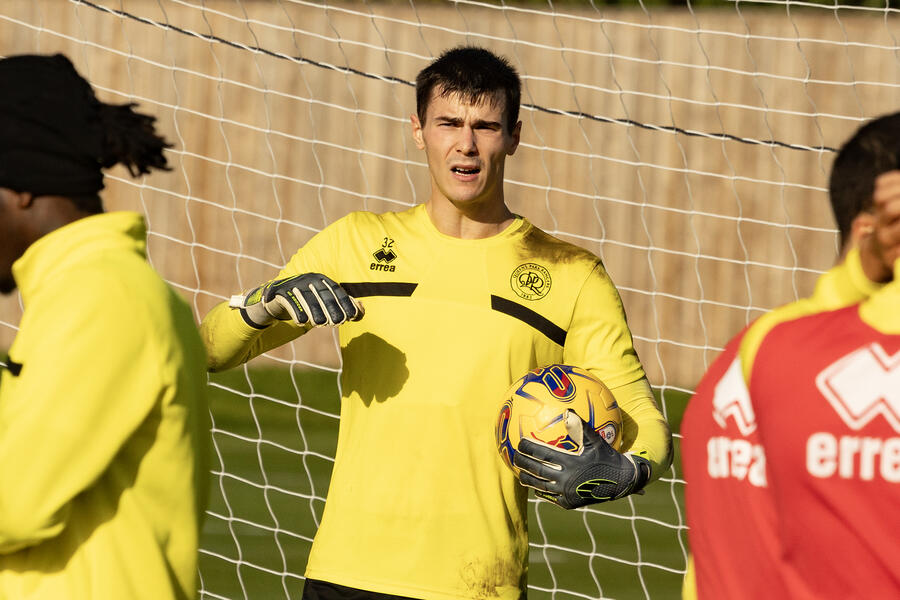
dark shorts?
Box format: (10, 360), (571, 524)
(301, 579), (420, 600)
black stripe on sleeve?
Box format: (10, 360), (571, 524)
(490, 295), (567, 347)
(340, 282), (418, 298)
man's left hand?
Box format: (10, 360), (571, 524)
(514, 411), (651, 509)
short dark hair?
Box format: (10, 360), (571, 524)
(415, 46), (521, 133)
(830, 112), (900, 248)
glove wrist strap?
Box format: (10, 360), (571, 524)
(230, 290), (275, 328)
(628, 455), (652, 494)
(238, 306), (272, 330)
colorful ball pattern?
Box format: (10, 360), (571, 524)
(496, 364), (622, 474)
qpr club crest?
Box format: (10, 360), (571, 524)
(510, 263), (551, 300)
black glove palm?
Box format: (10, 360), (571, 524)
(513, 411), (651, 509)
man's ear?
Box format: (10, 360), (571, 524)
(411, 114), (425, 150)
(18, 190), (34, 209)
(507, 120), (522, 156)
(0, 188), (33, 213)
(849, 211), (876, 248)
(0, 188), (34, 209)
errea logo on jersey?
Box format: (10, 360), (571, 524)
(370, 237), (397, 272)
(712, 358), (757, 436)
(707, 357), (767, 486)
(807, 343), (900, 482)
(816, 342), (900, 433)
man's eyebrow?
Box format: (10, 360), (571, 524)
(472, 119), (503, 129)
(433, 115), (463, 124)
(433, 115), (502, 128)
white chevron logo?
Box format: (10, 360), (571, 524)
(712, 357), (757, 436)
(816, 343), (900, 433)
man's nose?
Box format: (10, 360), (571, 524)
(457, 126), (477, 154)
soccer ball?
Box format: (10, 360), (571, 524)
(496, 364), (622, 474)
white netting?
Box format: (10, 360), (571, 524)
(2, 1), (899, 598)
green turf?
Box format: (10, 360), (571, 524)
(199, 367), (690, 600)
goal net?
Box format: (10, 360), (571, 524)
(2, 1), (898, 598)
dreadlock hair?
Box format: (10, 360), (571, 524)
(415, 46), (521, 133)
(66, 101), (174, 214)
(97, 101), (172, 178)
(0, 53), (172, 213)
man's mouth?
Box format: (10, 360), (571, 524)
(452, 166), (480, 175)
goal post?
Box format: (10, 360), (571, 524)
(2, 1), (898, 598)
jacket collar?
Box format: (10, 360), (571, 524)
(12, 211), (147, 305)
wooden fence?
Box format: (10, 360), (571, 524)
(2, 0), (898, 388)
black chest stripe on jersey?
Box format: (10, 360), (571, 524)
(340, 282), (418, 298)
(2, 359), (22, 376)
(490, 295), (567, 346)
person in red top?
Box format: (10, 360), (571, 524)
(742, 254), (900, 598)
(681, 112), (900, 599)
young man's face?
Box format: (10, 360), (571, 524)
(412, 88), (521, 211)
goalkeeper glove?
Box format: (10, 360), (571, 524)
(229, 273), (364, 328)
(513, 410), (651, 509)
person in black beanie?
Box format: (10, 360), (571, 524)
(0, 53), (210, 600)
(0, 53), (172, 289)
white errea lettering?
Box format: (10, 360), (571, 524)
(806, 432), (900, 482)
(839, 435), (860, 478)
(860, 437), (883, 480)
(708, 437), (727, 478)
(807, 432), (836, 478)
(706, 436), (767, 487)
(730, 438), (752, 480)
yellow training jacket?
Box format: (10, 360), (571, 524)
(202, 205), (671, 599)
(0, 212), (210, 600)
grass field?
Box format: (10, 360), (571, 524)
(199, 367), (690, 600)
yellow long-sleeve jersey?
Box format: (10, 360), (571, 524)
(0, 212), (210, 600)
(201, 204), (672, 599)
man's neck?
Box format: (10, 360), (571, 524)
(425, 195), (515, 240)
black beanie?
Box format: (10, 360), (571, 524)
(0, 54), (106, 196)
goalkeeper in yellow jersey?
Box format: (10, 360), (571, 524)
(201, 46), (672, 600)
(0, 54), (210, 600)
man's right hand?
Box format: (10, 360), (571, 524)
(229, 273), (364, 328)
(861, 170), (900, 282)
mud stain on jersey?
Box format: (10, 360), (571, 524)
(459, 557), (526, 600)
